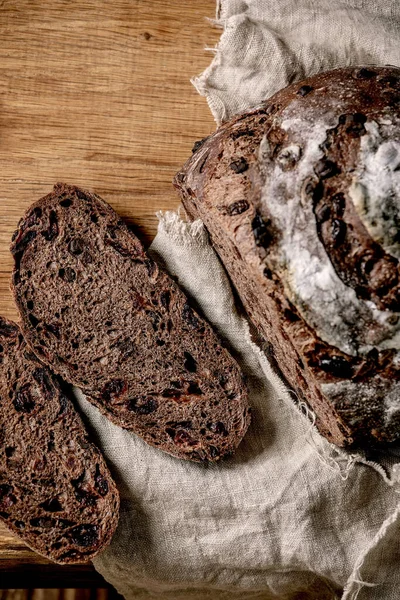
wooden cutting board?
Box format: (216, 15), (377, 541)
(0, 0), (218, 587)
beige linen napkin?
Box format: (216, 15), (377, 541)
(194, 0), (400, 125)
(73, 1), (400, 598)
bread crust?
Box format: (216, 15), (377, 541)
(175, 66), (400, 447)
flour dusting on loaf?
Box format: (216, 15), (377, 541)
(260, 111), (400, 356)
(349, 119), (400, 260)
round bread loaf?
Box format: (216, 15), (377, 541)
(175, 66), (400, 447)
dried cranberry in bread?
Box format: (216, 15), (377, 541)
(175, 66), (400, 448)
(11, 184), (250, 462)
(0, 316), (119, 564)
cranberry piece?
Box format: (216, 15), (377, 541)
(102, 379), (127, 402)
(128, 397), (158, 415)
(68, 238), (84, 255)
(192, 137), (210, 153)
(182, 304), (201, 330)
(252, 214), (272, 247)
(95, 466), (109, 497)
(297, 85), (313, 96)
(42, 211), (59, 241)
(30, 517), (56, 529)
(0, 320), (17, 338)
(13, 385), (35, 413)
(0, 484), (16, 508)
(229, 157), (248, 174)
(70, 524), (99, 547)
(160, 291), (171, 309)
(207, 422), (228, 435)
(318, 355), (354, 378)
(331, 219), (346, 244)
(12, 230), (37, 256)
(314, 159), (339, 179)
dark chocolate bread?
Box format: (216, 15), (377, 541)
(11, 184), (250, 462)
(175, 66), (400, 448)
(0, 316), (119, 564)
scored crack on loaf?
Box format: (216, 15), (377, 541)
(0, 317), (119, 564)
(10, 184), (250, 462)
(174, 66), (400, 447)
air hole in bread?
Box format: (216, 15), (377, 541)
(284, 308), (300, 323)
(162, 389), (181, 398)
(183, 352), (197, 373)
(39, 498), (63, 513)
(170, 380), (181, 389)
(52, 542), (62, 550)
(160, 291), (170, 309)
(187, 382), (202, 395)
(28, 314), (40, 328)
(60, 198), (73, 208)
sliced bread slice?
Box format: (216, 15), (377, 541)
(0, 316), (119, 564)
(11, 184), (250, 462)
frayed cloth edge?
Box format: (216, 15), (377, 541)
(156, 210), (210, 249)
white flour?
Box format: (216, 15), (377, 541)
(260, 109), (400, 356)
(349, 118), (400, 260)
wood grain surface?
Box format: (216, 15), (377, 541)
(0, 0), (218, 586)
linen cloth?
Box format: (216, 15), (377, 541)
(194, 0), (400, 125)
(73, 2), (400, 598)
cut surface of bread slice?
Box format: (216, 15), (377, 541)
(0, 316), (119, 564)
(11, 184), (250, 462)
